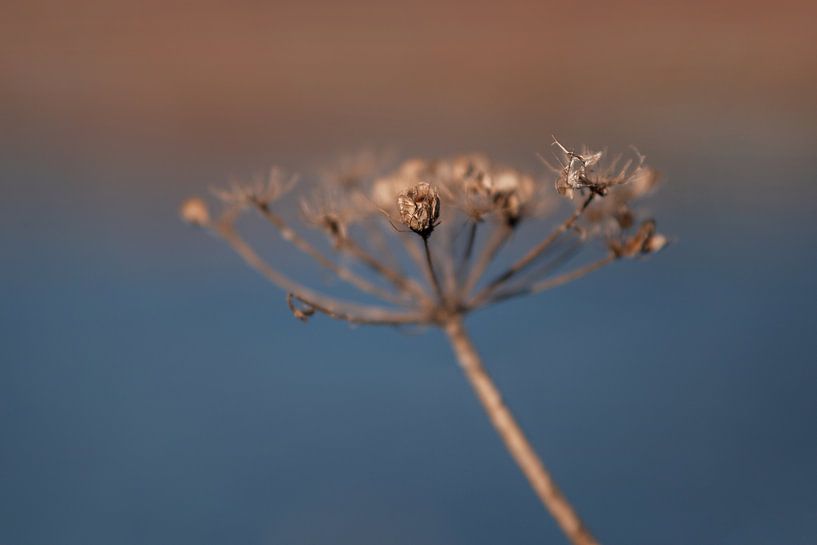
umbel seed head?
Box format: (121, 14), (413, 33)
(397, 182), (441, 237)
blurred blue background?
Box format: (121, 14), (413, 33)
(2, 1), (816, 544)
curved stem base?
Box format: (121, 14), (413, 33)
(444, 317), (599, 545)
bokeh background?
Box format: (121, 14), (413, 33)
(2, 1), (816, 544)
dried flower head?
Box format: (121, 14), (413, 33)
(487, 167), (537, 225)
(553, 139), (603, 199)
(183, 139), (668, 545)
(185, 142), (665, 318)
(432, 155), (546, 225)
(300, 202), (348, 242)
(213, 167), (297, 208)
(397, 182), (441, 237)
(299, 185), (371, 244)
(432, 155), (494, 220)
(583, 162), (661, 236)
(551, 137), (656, 202)
(179, 197), (210, 226)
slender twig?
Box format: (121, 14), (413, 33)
(423, 236), (445, 303)
(400, 232), (437, 294)
(371, 202), (439, 294)
(471, 194), (594, 306)
(488, 253), (617, 305)
(338, 235), (431, 304)
(255, 204), (410, 305)
(456, 220), (479, 281)
(516, 236), (584, 289)
(439, 224), (458, 296)
(444, 317), (599, 545)
(365, 219), (403, 272)
(288, 292), (425, 326)
(214, 221), (425, 325)
(462, 222), (513, 297)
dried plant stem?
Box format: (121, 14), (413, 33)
(338, 235), (430, 304)
(288, 292), (423, 326)
(400, 233), (437, 294)
(457, 220), (479, 278)
(491, 253), (617, 304)
(423, 236), (445, 303)
(462, 222), (512, 297)
(256, 205), (409, 305)
(367, 221), (403, 272)
(216, 222), (425, 325)
(444, 317), (599, 545)
(471, 194), (595, 306)
(186, 145), (667, 545)
(439, 229), (458, 296)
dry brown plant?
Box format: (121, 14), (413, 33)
(181, 139), (667, 545)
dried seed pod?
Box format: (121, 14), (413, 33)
(312, 212), (347, 244)
(299, 188), (364, 245)
(643, 233), (668, 254)
(287, 293), (316, 322)
(397, 182), (441, 237)
(436, 155), (494, 221)
(489, 168), (535, 225)
(180, 197), (210, 227)
(611, 219), (667, 258)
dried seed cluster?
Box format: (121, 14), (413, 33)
(182, 138), (667, 324)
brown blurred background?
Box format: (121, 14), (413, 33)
(4, 0), (816, 165)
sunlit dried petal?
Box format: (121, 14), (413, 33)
(180, 197), (210, 226)
(644, 233), (668, 254)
